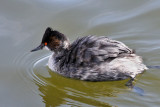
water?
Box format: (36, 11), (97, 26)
(0, 0), (160, 106)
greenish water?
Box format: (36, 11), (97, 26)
(0, 0), (160, 106)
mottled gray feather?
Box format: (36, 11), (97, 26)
(48, 36), (147, 81)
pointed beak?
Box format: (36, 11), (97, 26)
(31, 44), (44, 52)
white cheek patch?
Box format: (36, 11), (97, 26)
(63, 40), (69, 49)
(44, 46), (50, 51)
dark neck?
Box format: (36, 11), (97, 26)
(54, 47), (68, 54)
(53, 47), (69, 64)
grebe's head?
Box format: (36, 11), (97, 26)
(31, 27), (69, 52)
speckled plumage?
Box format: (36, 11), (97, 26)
(48, 35), (148, 81)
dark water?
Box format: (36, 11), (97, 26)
(1, 0), (160, 106)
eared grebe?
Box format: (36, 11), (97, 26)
(31, 27), (148, 86)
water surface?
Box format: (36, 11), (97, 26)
(0, 0), (160, 106)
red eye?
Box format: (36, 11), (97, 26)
(44, 42), (47, 46)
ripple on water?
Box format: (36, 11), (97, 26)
(12, 51), (50, 91)
(32, 53), (141, 106)
(13, 51), (152, 106)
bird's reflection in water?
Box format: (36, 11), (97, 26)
(34, 67), (128, 107)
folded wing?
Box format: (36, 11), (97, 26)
(67, 36), (133, 66)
